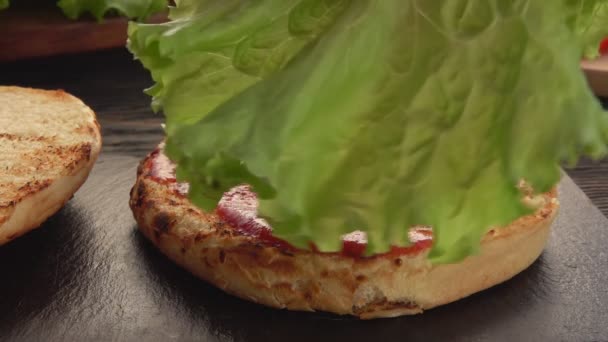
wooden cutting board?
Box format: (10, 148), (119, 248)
(1, 4), (607, 98)
(0, 7), (166, 62)
(582, 56), (608, 97)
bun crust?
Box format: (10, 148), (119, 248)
(130, 146), (558, 319)
(0, 86), (101, 245)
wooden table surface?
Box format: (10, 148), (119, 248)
(0, 2), (168, 63)
(1, 48), (607, 215)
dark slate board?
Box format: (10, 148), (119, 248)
(0, 155), (607, 342)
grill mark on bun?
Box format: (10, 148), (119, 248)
(0, 133), (55, 142)
(153, 213), (172, 235)
(0, 86), (101, 246)
(353, 298), (421, 316)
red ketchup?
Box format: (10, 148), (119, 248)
(148, 149), (190, 195)
(216, 185), (295, 251)
(216, 185), (433, 258)
(600, 37), (608, 56)
(148, 149), (433, 258)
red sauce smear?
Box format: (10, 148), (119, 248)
(147, 148), (190, 195)
(600, 37), (608, 56)
(147, 148), (432, 258)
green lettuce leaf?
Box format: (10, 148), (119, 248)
(565, 0), (608, 58)
(131, 0), (608, 262)
(128, 0), (349, 131)
(58, 0), (166, 20)
(0, 0), (8, 10)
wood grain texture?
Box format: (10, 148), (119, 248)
(0, 6), (166, 62)
(0, 48), (607, 216)
(0, 48), (164, 156)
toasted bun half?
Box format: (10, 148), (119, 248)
(0, 86), (101, 245)
(130, 145), (558, 319)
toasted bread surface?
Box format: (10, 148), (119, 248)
(130, 146), (558, 319)
(0, 86), (101, 244)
